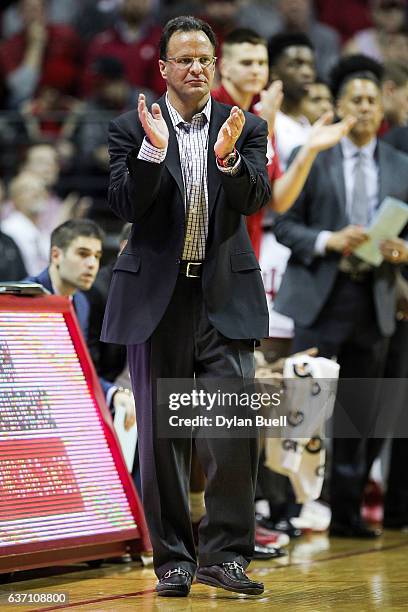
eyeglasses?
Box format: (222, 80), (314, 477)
(164, 56), (217, 69)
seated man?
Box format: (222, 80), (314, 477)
(27, 218), (135, 424)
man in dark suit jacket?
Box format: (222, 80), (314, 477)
(100, 16), (271, 596)
(274, 64), (408, 538)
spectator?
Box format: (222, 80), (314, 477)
(213, 28), (352, 258)
(274, 57), (408, 538)
(1, 0), (83, 38)
(27, 218), (136, 424)
(381, 60), (408, 131)
(299, 79), (334, 124)
(268, 32), (316, 168)
(0, 178), (27, 281)
(82, 0), (164, 99)
(276, 0), (340, 79)
(20, 144), (90, 233)
(344, 0), (408, 62)
(199, 0), (240, 51)
(317, 0), (372, 43)
(236, 0), (340, 79)
(2, 171), (50, 275)
(0, 0), (83, 109)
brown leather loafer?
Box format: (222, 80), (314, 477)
(156, 567), (192, 597)
(196, 561), (264, 595)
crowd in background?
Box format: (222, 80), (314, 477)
(1, 0), (408, 544)
(1, 0), (408, 269)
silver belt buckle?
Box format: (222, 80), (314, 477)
(186, 262), (202, 277)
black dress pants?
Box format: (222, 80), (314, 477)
(292, 274), (388, 524)
(128, 275), (259, 578)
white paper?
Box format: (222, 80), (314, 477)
(113, 403), (137, 472)
(354, 197), (408, 266)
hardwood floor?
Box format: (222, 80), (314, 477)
(1, 531), (408, 611)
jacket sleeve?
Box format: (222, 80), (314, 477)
(273, 160), (322, 267)
(107, 118), (165, 222)
(221, 118), (272, 216)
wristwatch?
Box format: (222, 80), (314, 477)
(216, 148), (237, 168)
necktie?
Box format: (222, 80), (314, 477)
(350, 151), (369, 227)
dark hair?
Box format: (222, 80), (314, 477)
(51, 219), (105, 252)
(330, 54), (384, 99)
(159, 16), (217, 60)
(383, 60), (408, 87)
(268, 32), (314, 67)
(223, 28), (266, 48)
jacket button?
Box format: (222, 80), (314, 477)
(251, 175), (256, 183)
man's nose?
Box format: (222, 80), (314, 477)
(189, 59), (204, 74)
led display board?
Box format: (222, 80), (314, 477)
(0, 295), (150, 573)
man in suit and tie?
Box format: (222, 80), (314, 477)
(28, 219), (136, 425)
(274, 55), (408, 538)
(101, 16), (271, 596)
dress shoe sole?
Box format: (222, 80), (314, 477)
(156, 586), (189, 597)
(196, 574), (264, 595)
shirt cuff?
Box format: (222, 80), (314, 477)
(106, 385), (118, 409)
(216, 151), (242, 176)
(314, 231), (333, 256)
(137, 137), (167, 164)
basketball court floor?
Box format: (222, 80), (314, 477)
(2, 530), (408, 611)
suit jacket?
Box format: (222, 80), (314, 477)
(101, 95), (271, 345)
(274, 140), (408, 337)
(86, 263), (127, 381)
(28, 268), (113, 397)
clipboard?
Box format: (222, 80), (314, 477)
(354, 196), (408, 266)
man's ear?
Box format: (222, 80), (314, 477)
(159, 59), (167, 82)
(50, 245), (62, 267)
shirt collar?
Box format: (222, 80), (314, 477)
(165, 92), (212, 129)
(341, 135), (377, 160)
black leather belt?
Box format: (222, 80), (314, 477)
(179, 261), (203, 278)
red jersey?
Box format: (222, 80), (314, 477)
(212, 85), (283, 258)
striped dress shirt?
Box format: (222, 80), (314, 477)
(138, 94), (241, 261)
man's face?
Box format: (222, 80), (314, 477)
(337, 79), (384, 140)
(159, 30), (216, 102)
(272, 45), (316, 97)
(300, 82), (333, 123)
(52, 236), (102, 291)
(221, 42), (269, 96)
(12, 173), (48, 216)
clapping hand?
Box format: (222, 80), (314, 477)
(214, 106), (245, 159)
(258, 80), (284, 136)
(306, 111), (356, 154)
(138, 93), (169, 150)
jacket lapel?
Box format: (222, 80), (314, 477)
(207, 99), (227, 218)
(158, 97), (184, 200)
